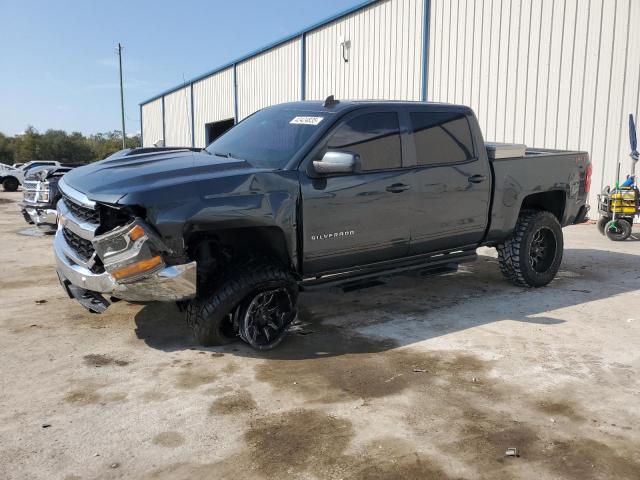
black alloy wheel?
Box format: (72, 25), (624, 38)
(528, 227), (557, 273)
(239, 287), (295, 350)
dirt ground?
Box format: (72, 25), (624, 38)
(0, 189), (639, 480)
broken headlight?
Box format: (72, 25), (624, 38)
(92, 219), (167, 283)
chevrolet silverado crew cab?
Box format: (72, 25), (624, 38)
(54, 98), (591, 350)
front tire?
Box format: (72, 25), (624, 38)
(498, 211), (564, 287)
(186, 301), (239, 346)
(2, 177), (19, 192)
(186, 259), (297, 348)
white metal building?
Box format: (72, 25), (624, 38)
(140, 0), (640, 207)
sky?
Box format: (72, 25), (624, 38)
(0, 0), (364, 137)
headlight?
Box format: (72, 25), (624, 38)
(36, 181), (50, 202)
(92, 220), (166, 282)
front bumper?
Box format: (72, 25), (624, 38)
(54, 229), (197, 306)
(22, 206), (57, 232)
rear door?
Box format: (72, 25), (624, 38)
(406, 109), (492, 254)
(299, 109), (413, 274)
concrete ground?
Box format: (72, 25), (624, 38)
(0, 189), (639, 480)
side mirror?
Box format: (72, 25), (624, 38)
(312, 151), (357, 175)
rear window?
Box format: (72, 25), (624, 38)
(327, 112), (402, 171)
(411, 112), (475, 166)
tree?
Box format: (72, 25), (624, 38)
(0, 128), (141, 164)
(14, 126), (40, 163)
(0, 133), (15, 165)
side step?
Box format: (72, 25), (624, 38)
(301, 250), (476, 291)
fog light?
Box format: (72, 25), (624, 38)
(111, 255), (163, 281)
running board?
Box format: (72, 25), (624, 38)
(301, 250), (477, 290)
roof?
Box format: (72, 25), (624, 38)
(269, 99), (472, 115)
(139, 0), (380, 106)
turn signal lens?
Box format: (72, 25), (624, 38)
(111, 255), (162, 280)
(129, 224), (146, 241)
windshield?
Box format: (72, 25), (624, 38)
(205, 108), (328, 169)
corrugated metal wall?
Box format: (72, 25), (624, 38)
(305, 0), (424, 101)
(428, 0), (640, 206)
(192, 68), (235, 148)
(236, 39), (301, 120)
(163, 86), (192, 147)
(141, 98), (163, 147)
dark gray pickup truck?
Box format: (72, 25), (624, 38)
(54, 99), (591, 349)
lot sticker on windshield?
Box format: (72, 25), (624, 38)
(290, 116), (324, 126)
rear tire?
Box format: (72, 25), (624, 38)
(596, 216), (610, 235)
(498, 211), (564, 287)
(605, 219), (632, 241)
(2, 177), (19, 192)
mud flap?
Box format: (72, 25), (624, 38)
(56, 272), (110, 314)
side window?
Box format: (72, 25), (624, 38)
(411, 112), (475, 166)
(327, 112), (401, 171)
(25, 162), (47, 171)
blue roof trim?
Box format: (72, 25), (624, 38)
(139, 0), (379, 106)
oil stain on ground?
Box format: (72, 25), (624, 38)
(209, 390), (257, 415)
(149, 409), (447, 480)
(63, 381), (127, 406)
(152, 431), (185, 448)
(83, 354), (129, 367)
(253, 322), (485, 404)
(247, 307), (640, 479)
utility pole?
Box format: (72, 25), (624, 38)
(117, 43), (126, 149)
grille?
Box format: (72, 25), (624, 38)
(23, 181), (37, 203)
(63, 195), (99, 224)
(62, 227), (95, 261)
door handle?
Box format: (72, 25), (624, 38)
(468, 174), (487, 184)
(386, 183), (411, 193)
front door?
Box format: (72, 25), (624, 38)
(300, 111), (412, 274)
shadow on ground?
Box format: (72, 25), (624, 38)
(134, 248), (639, 360)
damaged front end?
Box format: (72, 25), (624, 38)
(20, 176), (57, 232)
(54, 179), (196, 313)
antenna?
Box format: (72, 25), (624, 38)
(117, 43), (126, 149)
(324, 95), (340, 108)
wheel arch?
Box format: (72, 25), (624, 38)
(520, 190), (566, 223)
(186, 225), (295, 273)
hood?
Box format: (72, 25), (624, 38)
(26, 166), (71, 181)
(62, 150), (261, 204)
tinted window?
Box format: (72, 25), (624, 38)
(411, 112), (475, 165)
(327, 112), (401, 171)
(206, 108), (328, 169)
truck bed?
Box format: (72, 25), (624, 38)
(483, 144), (590, 243)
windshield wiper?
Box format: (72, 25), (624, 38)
(227, 152), (246, 161)
(214, 151), (246, 161)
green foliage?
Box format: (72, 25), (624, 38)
(0, 132), (15, 165)
(0, 127), (141, 165)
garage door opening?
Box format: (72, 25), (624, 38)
(205, 119), (235, 146)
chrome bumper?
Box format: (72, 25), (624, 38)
(25, 207), (57, 232)
(54, 229), (197, 303)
